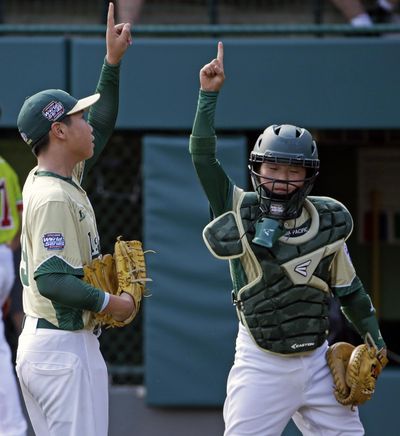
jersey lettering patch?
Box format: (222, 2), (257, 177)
(285, 219), (311, 238)
(42, 232), (65, 250)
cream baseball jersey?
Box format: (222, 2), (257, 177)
(20, 162), (103, 329)
(0, 157), (23, 244)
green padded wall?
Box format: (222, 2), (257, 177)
(0, 37), (66, 128)
(143, 135), (247, 406)
(1, 37), (400, 129)
(69, 37), (400, 130)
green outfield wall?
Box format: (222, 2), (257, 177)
(1, 36), (400, 129)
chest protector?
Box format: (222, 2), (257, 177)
(203, 190), (353, 355)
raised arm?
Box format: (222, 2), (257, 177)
(190, 42), (234, 217)
(84, 2), (132, 175)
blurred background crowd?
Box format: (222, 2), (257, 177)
(0, 0), (399, 26)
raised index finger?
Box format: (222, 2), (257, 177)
(217, 41), (224, 64)
(107, 2), (115, 28)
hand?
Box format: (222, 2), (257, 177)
(200, 41), (225, 92)
(106, 2), (133, 65)
(103, 292), (135, 322)
(115, 292), (136, 322)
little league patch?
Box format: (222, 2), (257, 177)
(42, 232), (65, 250)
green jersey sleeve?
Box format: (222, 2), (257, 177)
(83, 59), (121, 177)
(36, 271), (105, 313)
(339, 288), (386, 349)
(189, 90), (234, 217)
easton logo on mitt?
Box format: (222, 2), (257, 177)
(326, 333), (388, 409)
(83, 236), (152, 328)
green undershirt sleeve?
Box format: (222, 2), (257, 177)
(191, 90), (218, 138)
(338, 287), (386, 349)
(189, 90), (233, 216)
(35, 273), (105, 313)
(84, 58), (121, 176)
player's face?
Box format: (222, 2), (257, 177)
(63, 111), (94, 161)
(259, 163), (306, 194)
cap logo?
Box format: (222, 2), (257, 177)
(42, 101), (65, 121)
(19, 132), (32, 145)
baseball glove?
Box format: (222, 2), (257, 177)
(83, 237), (150, 328)
(326, 336), (388, 408)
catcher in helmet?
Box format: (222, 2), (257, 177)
(189, 42), (387, 435)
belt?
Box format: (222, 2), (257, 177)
(37, 317), (60, 329)
(22, 315), (101, 336)
(22, 315), (60, 330)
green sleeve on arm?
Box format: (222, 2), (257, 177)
(34, 255), (105, 312)
(35, 273), (105, 313)
(84, 58), (121, 176)
(331, 275), (364, 298)
(191, 90), (218, 138)
(34, 254), (84, 277)
(338, 285), (386, 349)
(189, 90), (233, 217)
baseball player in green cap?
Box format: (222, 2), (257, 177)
(190, 42), (387, 435)
(15, 3), (135, 435)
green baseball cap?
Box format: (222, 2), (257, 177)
(17, 89), (100, 147)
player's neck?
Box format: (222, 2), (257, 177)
(37, 138), (86, 177)
(37, 154), (76, 178)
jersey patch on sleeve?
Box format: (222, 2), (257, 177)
(42, 232), (66, 251)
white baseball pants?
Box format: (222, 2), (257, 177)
(223, 323), (364, 436)
(16, 316), (108, 436)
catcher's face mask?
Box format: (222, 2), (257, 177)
(249, 124), (320, 221)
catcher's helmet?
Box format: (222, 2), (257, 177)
(249, 124), (320, 220)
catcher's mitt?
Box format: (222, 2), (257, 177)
(326, 334), (388, 408)
(83, 237), (150, 328)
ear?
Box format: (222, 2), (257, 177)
(50, 122), (66, 140)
